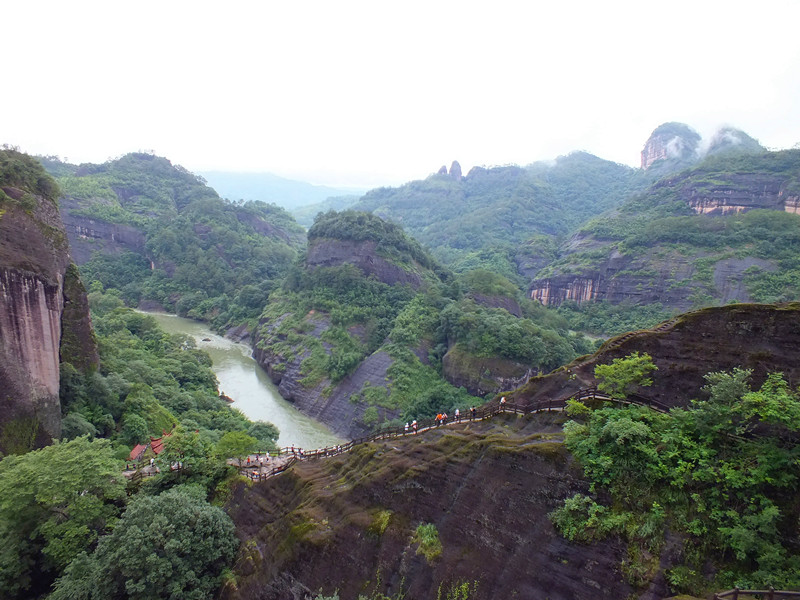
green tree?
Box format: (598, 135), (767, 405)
(158, 428), (213, 470)
(0, 437), (125, 598)
(594, 352), (657, 399)
(120, 413), (149, 446)
(247, 421), (280, 452)
(214, 430), (257, 466)
(555, 370), (800, 590)
(50, 485), (239, 600)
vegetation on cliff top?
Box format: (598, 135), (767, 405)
(258, 211), (592, 426)
(534, 148), (800, 330)
(0, 147), (61, 203)
(308, 209), (442, 273)
(553, 355), (800, 593)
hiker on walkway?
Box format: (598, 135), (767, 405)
(455, 408), (460, 422)
(436, 413), (442, 426)
(412, 420), (418, 433)
(442, 412), (448, 424)
(404, 422), (409, 433)
(471, 406), (477, 420)
(500, 397), (506, 412)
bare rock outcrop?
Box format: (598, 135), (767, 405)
(0, 183), (96, 452)
(641, 122), (701, 170)
(253, 313), (399, 439)
(59, 196), (146, 264)
(515, 303), (800, 411)
(529, 244), (773, 312)
(306, 238), (424, 288)
(442, 345), (533, 396)
(225, 416), (640, 600)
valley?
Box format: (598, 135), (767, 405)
(2, 120), (800, 599)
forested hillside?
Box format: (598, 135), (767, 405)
(353, 152), (644, 280)
(0, 151), (283, 600)
(40, 153), (305, 333)
(252, 210), (592, 437)
(530, 149), (800, 327)
(1, 287), (278, 598)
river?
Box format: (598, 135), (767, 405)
(143, 311), (344, 449)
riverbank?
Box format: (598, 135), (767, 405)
(141, 311), (344, 449)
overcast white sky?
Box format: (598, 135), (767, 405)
(3, 1), (799, 188)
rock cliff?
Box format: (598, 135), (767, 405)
(659, 168), (800, 216)
(529, 148), (800, 311)
(225, 414), (643, 600)
(306, 238), (425, 288)
(513, 303), (800, 411)
(253, 313), (400, 439)
(529, 244), (773, 312)
(441, 345), (533, 397)
(641, 122), (701, 170)
(0, 154), (96, 452)
(59, 196), (147, 263)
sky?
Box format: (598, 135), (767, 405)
(3, 1), (800, 188)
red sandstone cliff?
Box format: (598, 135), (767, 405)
(0, 152), (97, 453)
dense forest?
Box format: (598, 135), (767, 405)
(2, 286), (280, 599)
(42, 153), (305, 332)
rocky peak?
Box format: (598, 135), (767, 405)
(449, 160), (462, 180)
(641, 122), (701, 169)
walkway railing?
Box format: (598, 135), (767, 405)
(256, 387), (660, 468)
(124, 388), (666, 481)
(714, 588), (800, 599)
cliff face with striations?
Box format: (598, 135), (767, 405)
(253, 312), (400, 439)
(59, 196), (147, 264)
(441, 345), (534, 397)
(306, 238), (425, 288)
(641, 122), (701, 170)
(224, 415), (644, 600)
(529, 243), (773, 312)
(0, 159), (96, 453)
(513, 303), (800, 411)
(661, 169), (800, 216)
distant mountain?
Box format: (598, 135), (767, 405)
(199, 170), (366, 210)
(530, 148), (800, 314)
(350, 151), (645, 280)
(640, 122), (764, 178)
(290, 194), (361, 227)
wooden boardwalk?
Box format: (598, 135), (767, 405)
(234, 386), (671, 482)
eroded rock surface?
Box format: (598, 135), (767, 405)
(306, 238), (424, 288)
(0, 185), (95, 450)
(253, 314), (399, 439)
(225, 415), (640, 600)
(515, 303), (800, 411)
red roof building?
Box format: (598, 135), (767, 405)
(150, 430), (173, 455)
(129, 443), (148, 462)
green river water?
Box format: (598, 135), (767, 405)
(144, 311), (344, 449)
